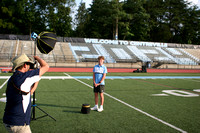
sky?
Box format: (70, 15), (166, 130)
(188, 0), (200, 7)
(75, 0), (200, 9)
(75, 0), (92, 9)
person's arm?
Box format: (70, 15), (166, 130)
(30, 81), (39, 95)
(34, 56), (49, 76)
(94, 73), (106, 87)
(29, 56), (49, 94)
(93, 72), (97, 87)
(99, 73), (106, 84)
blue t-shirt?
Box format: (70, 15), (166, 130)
(93, 64), (107, 85)
(3, 69), (40, 126)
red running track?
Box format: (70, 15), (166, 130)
(1, 67), (200, 73)
(48, 67), (200, 73)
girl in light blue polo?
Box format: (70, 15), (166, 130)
(91, 56), (107, 112)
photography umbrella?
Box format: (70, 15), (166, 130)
(36, 31), (57, 54)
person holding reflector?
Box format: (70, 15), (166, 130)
(91, 56), (107, 112)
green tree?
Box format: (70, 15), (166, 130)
(109, 0), (127, 40)
(82, 0), (126, 40)
(164, 0), (189, 43)
(0, 2), (14, 33)
(24, 0), (46, 35)
(47, 0), (74, 37)
(144, 0), (200, 44)
(0, 0), (74, 36)
(144, 0), (172, 42)
(74, 2), (88, 37)
(0, 0), (25, 34)
(180, 6), (200, 44)
(123, 0), (150, 41)
(86, 0), (111, 38)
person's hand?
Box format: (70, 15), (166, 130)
(33, 56), (49, 76)
(94, 83), (100, 87)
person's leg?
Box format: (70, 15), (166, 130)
(98, 93), (104, 112)
(94, 92), (99, 105)
(100, 93), (104, 106)
(91, 92), (99, 110)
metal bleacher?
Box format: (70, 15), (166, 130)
(165, 48), (198, 65)
(0, 40), (76, 67)
(0, 40), (16, 62)
(181, 49), (200, 64)
(106, 45), (135, 63)
(69, 42), (200, 66)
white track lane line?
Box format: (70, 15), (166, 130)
(0, 78), (9, 90)
(64, 73), (187, 133)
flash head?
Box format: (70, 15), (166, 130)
(31, 32), (38, 39)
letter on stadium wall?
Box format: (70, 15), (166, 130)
(69, 42), (198, 65)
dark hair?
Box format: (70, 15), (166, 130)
(25, 62), (34, 69)
(16, 62), (32, 70)
(25, 62), (32, 66)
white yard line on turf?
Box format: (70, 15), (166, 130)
(0, 78), (9, 90)
(182, 78), (200, 82)
(64, 72), (187, 133)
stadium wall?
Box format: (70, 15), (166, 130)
(0, 34), (200, 48)
(0, 37), (200, 70)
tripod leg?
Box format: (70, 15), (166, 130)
(31, 104), (56, 121)
(35, 106), (56, 121)
(32, 92), (36, 120)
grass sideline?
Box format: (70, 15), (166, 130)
(0, 72), (200, 133)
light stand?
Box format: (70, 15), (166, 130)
(31, 32), (56, 121)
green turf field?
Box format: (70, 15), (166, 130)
(0, 72), (200, 133)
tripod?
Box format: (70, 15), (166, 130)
(31, 37), (56, 121)
(31, 93), (56, 121)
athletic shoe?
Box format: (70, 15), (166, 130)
(90, 105), (98, 111)
(98, 105), (103, 112)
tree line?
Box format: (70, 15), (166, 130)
(1, 0), (200, 45)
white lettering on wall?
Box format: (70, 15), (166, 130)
(93, 44), (116, 63)
(118, 40), (129, 45)
(84, 38), (168, 47)
(84, 38), (118, 45)
(111, 48), (132, 59)
(127, 46), (151, 62)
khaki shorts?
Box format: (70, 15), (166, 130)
(4, 123), (31, 133)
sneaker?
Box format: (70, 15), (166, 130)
(91, 105), (98, 111)
(98, 105), (103, 112)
